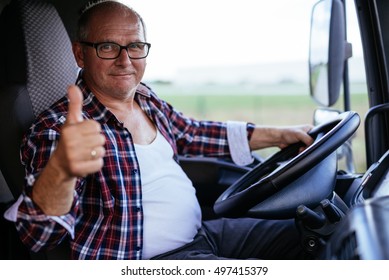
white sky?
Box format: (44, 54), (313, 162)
(121, 0), (363, 81)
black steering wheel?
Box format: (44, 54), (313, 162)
(213, 111), (360, 219)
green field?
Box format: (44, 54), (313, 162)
(152, 83), (370, 173)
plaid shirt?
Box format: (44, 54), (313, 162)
(11, 76), (254, 259)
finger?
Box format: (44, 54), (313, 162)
(60, 132), (105, 160)
(66, 85), (84, 124)
(84, 132), (105, 147)
(65, 119), (102, 136)
(301, 125), (315, 146)
(68, 158), (105, 178)
(86, 146), (106, 161)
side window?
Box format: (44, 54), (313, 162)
(126, 0), (367, 171)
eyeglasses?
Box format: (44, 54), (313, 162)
(80, 41), (151, 60)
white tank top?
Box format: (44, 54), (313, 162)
(134, 130), (202, 259)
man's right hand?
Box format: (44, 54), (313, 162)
(31, 85), (105, 215)
(56, 85), (106, 178)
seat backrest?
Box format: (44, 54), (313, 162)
(0, 0), (79, 259)
(0, 0), (79, 198)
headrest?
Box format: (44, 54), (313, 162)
(0, 0), (79, 197)
(0, 0), (79, 116)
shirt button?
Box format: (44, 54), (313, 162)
(136, 246), (141, 251)
(131, 169), (138, 174)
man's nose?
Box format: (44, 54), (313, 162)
(116, 48), (132, 64)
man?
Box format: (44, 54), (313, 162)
(5, 0), (313, 259)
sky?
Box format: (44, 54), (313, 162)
(121, 0), (363, 83)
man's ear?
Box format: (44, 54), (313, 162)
(72, 42), (85, 68)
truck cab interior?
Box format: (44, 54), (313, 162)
(1, 0), (389, 260)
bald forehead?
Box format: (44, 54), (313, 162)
(88, 2), (140, 28)
(78, 1), (146, 41)
(89, 2), (138, 20)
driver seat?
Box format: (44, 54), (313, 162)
(0, 0), (79, 259)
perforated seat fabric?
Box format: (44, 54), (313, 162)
(0, 0), (79, 197)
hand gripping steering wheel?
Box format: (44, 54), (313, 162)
(214, 111), (360, 219)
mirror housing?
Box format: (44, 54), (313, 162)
(313, 107), (341, 126)
(309, 0), (351, 107)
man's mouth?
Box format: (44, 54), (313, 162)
(112, 73), (133, 76)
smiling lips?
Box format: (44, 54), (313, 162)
(112, 72), (134, 76)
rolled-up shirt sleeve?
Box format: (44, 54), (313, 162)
(3, 175), (79, 252)
(226, 121), (255, 166)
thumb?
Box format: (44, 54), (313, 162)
(66, 85), (84, 124)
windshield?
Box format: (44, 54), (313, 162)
(123, 0), (367, 171)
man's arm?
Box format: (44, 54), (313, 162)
(249, 124), (314, 151)
(31, 85), (106, 216)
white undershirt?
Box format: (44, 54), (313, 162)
(134, 130), (202, 259)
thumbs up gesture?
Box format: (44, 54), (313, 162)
(66, 84), (85, 124)
(55, 85), (106, 178)
(31, 85), (106, 215)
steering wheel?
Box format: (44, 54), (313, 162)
(213, 111), (360, 219)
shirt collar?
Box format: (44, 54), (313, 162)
(75, 71), (151, 124)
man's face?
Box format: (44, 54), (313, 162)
(74, 9), (147, 99)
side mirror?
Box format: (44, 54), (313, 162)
(309, 0), (352, 107)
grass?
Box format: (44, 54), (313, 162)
(151, 83), (370, 173)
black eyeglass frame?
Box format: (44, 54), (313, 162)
(80, 41), (151, 60)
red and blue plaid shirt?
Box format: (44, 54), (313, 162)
(11, 75), (254, 259)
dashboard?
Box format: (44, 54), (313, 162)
(351, 150), (389, 205)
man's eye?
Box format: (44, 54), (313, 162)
(99, 43), (115, 52)
(128, 43), (144, 50)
